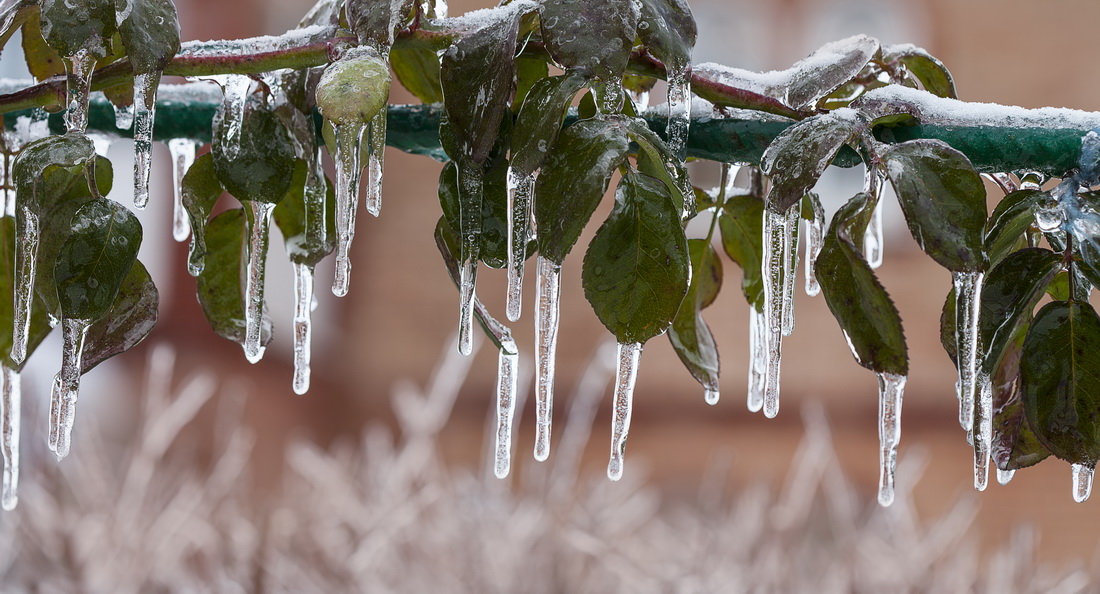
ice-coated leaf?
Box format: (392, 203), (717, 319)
(883, 139), (987, 272)
(513, 53), (550, 110)
(510, 73), (587, 176)
(0, 0), (34, 54)
(182, 152), (224, 275)
(761, 111), (863, 212)
(20, 10), (64, 81)
(669, 238), (721, 392)
(978, 248), (1061, 377)
(991, 320), (1051, 471)
(81, 260), (157, 374)
(582, 171), (689, 344)
(534, 117), (631, 264)
(438, 156), (518, 270)
(626, 118), (688, 210)
(1021, 300), (1100, 465)
(816, 192), (908, 375)
(272, 160), (336, 268)
(637, 0), (696, 71)
(212, 102), (297, 204)
(538, 0), (637, 80)
(115, 0), (181, 74)
(984, 189), (1045, 266)
(345, 0), (414, 49)
(391, 42), (443, 104)
(718, 192), (765, 310)
(940, 287), (957, 368)
(12, 133), (98, 213)
(0, 218), (51, 370)
(197, 209), (272, 346)
(884, 44), (956, 98)
(440, 5), (525, 165)
(40, 0), (116, 57)
(53, 198), (142, 322)
(784, 35), (879, 109)
(433, 217), (514, 353)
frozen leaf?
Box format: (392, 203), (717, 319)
(762, 111), (863, 212)
(53, 198), (142, 321)
(438, 157), (516, 269)
(20, 10), (64, 81)
(669, 238), (722, 394)
(212, 102), (296, 204)
(636, 0), (696, 71)
(181, 152), (225, 276)
(115, 0), (181, 74)
(978, 248), (1061, 377)
(718, 192), (765, 310)
(40, 0), (115, 57)
(510, 73), (587, 176)
(538, 0), (637, 80)
(391, 43), (443, 103)
(984, 189), (1045, 267)
(273, 160), (336, 268)
(345, 0), (415, 49)
(197, 209), (272, 346)
(80, 260), (157, 374)
(883, 44), (956, 98)
(991, 321), (1050, 471)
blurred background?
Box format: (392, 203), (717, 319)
(2, 0), (1100, 589)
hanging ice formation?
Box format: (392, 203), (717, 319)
(133, 71), (164, 210)
(291, 151), (329, 395)
(666, 64), (692, 162)
(863, 169), (885, 269)
(168, 139), (197, 242)
(62, 49), (97, 133)
(11, 206), (39, 365)
(1072, 464), (1094, 503)
(456, 164), (483, 357)
(533, 256), (561, 461)
(1, 366), (19, 510)
(607, 342), (642, 481)
(113, 102), (135, 130)
(505, 170), (534, 322)
(877, 372), (906, 506)
(49, 318), (91, 460)
(747, 307), (766, 413)
(762, 204), (797, 419)
(997, 468), (1015, 485)
(243, 201), (276, 363)
(332, 122), (365, 297)
(804, 194), (825, 296)
(953, 271), (983, 434)
(207, 75), (254, 161)
(364, 107), (386, 218)
(494, 332), (519, 479)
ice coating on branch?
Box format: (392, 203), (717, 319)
(494, 333), (519, 479)
(208, 75), (254, 161)
(505, 169), (534, 322)
(953, 271), (983, 432)
(177, 25), (332, 58)
(607, 341), (642, 481)
(876, 372), (906, 506)
(804, 196), (825, 296)
(332, 123), (364, 297)
(666, 65), (691, 160)
(50, 318), (90, 460)
(365, 110), (386, 217)
(1073, 464), (1094, 503)
(62, 50), (96, 133)
(132, 72), (160, 210)
(292, 262), (314, 395)
(1, 366), (19, 510)
(168, 139), (197, 242)
(747, 306), (765, 413)
(974, 373), (992, 491)
(996, 468), (1015, 485)
(113, 102), (135, 130)
(243, 201), (275, 364)
(534, 256), (561, 461)
(762, 207), (795, 418)
(11, 208), (38, 365)
(782, 205), (798, 336)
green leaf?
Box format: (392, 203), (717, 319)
(510, 73), (587, 176)
(718, 192), (765, 310)
(81, 260), (158, 374)
(940, 287), (957, 368)
(53, 198), (142, 321)
(391, 42), (443, 104)
(212, 103), (297, 204)
(0, 217), (52, 370)
(513, 53), (550, 111)
(816, 192), (908, 374)
(637, 0), (696, 71)
(345, 0), (414, 48)
(883, 139), (987, 272)
(21, 10), (64, 81)
(1021, 300), (1100, 465)
(761, 112), (863, 212)
(440, 6), (526, 165)
(534, 117), (631, 264)
(582, 171), (690, 344)
(114, 0), (181, 74)
(272, 160), (336, 268)
(884, 44), (956, 98)
(437, 156), (519, 269)
(538, 0), (637, 80)
(182, 152), (224, 274)
(0, 1), (34, 56)
(669, 238), (722, 392)
(984, 189), (1045, 266)
(991, 320), (1051, 471)
(40, 0), (116, 57)
(12, 133), (98, 213)
(626, 118), (688, 210)
(978, 247), (1061, 376)
(197, 209), (272, 346)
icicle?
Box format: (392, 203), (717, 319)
(666, 64), (692, 161)
(364, 108), (386, 217)
(47, 374), (60, 453)
(210, 75), (253, 160)
(762, 206), (794, 418)
(332, 123), (365, 297)
(494, 335), (519, 479)
(243, 201), (275, 364)
(974, 373), (992, 491)
(629, 89), (650, 112)
(505, 169), (534, 322)
(11, 208), (38, 364)
(113, 102), (134, 130)
(51, 318), (90, 460)
(953, 271), (984, 432)
(456, 163), (484, 357)
(534, 256), (561, 461)
(804, 195), (825, 296)
(62, 49), (96, 133)
(876, 372), (906, 506)
(168, 139), (197, 242)
(782, 205), (798, 336)
(596, 76), (624, 114)
(292, 262), (315, 395)
(1, 366), (19, 510)
(1072, 464), (1094, 503)
(132, 72), (160, 210)
(997, 468), (1016, 485)
(607, 341), (642, 481)
(747, 306), (766, 413)
(704, 388), (719, 405)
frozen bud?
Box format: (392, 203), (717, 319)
(315, 46), (391, 126)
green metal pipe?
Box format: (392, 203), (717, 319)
(3, 98), (1088, 177)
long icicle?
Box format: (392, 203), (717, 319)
(533, 255), (561, 461)
(666, 63), (692, 162)
(864, 168), (885, 269)
(456, 161), (483, 356)
(1, 366), (19, 510)
(804, 194), (825, 296)
(168, 139), (197, 242)
(762, 206), (792, 419)
(243, 201), (275, 363)
(364, 107), (386, 217)
(332, 123), (365, 297)
(1072, 464), (1094, 503)
(52, 317), (91, 460)
(210, 75), (253, 161)
(974, 373), (992, 490)
(505, 169), (534, 322)
(494, 334), (519, 479)
(782, 204), (799, 336)
(953, 271), (984, 433)
(607, 341), (642, 481)
(62, 49), (96, 133)
(747, 306), (765, 412)
(877, 372), (907, 506)
(132, 71), (161, 210)
(292, 262), (315, 395)
(11, 208), (38, 364)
